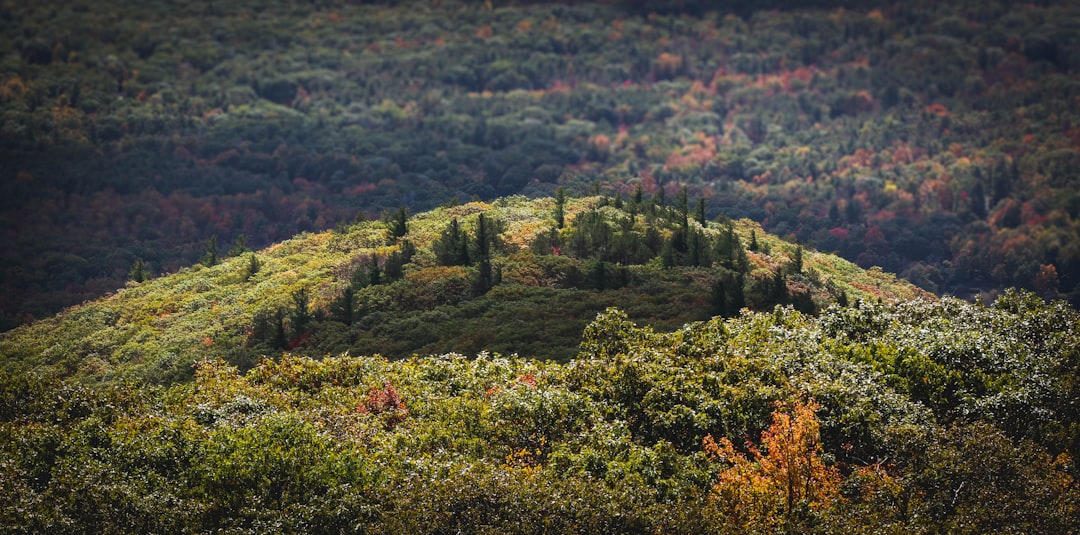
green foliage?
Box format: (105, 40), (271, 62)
(3, 291), (1078, 532)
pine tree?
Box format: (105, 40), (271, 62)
(555, 187), (567, 229)
(243, 253), (260, 282)
(201, 235), (219, 266)
(695, 197), (707, 226)
(390, 207), (409, 238)
(128, 258), (147, 282)
(473, 213), (496, 294)
(290, 288), (311, 341)
(331, 286), (355, 326)
(227, 234), (249, 257)
(435, 218), (469, 266)
(367, 253), (381, 286)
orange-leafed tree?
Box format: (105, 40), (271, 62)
(704, 399), (840, 532)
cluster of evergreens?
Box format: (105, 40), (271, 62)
(2, 195), (911, 381)
(2, 0), (1079, 330)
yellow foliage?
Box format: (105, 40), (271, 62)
(704, 400), (840, 530)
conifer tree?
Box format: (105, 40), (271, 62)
(367, 253), (381, 286)
(201, 235), (219, 266)
(473, 213), (497, 293)
(128, 258), (147, 282)
(695, 197), (707, 226)
(290, 288), (311, 341)
(331, 286), (355, 326)
(390, 207), (409, 238)
(435, 218), (469, 266)
(555, 187), (567, 229)
(227, 234), (249, 257)
(243, 253), (260, 282)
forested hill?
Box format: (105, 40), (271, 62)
(1, 265), (1077, 532)
(0, 193), (927, 385)
(3, 0), (1080, 330)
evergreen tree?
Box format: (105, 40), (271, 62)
(384, 251), (405, 281)
(555, 187), (567, 229)
(435, 218), (469, 266)
(201, 235), (219, 266)
(367, 253), (381, 286)
(243, 253), (260, 282)
(227, 234), (249, 257)
(749, 230), (759, 252)
(790, 245), (803, 275)
(473, 213), (497, 293)
(710, 277), (727, 317)
(390, 207), (409, 238)
(290, 288), (311, 341)
(128, 258), (147, 282)
(588, 259), (607, 291)
(695, 197), (707, 226)
(331, 286), (355, 326)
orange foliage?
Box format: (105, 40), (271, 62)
(704, 400), (840, 529)
(924, 103), (950, 117)
(475, 24), (494, 40)
(657, 52), (682, 77)
(590, 133), (611, 153)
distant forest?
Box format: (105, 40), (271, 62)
(2, 0), (1079, 329)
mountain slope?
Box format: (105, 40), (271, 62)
(0, 194), (928, 384)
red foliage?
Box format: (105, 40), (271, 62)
(358, 381), (408, 428)
(516, 372), (537, 388)
(924, 103), (950, 117)
(286, 332), (311, 350)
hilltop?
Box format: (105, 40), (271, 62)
(0, 194), (927, 384)
(3, 0), (1079, 330)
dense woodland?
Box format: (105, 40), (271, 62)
(2, 1), (1080, 531)
(1, 195), (1076, 532)
(2, 0), (1080, 329)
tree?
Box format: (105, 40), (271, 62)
(473, 213), (498, 294)
(201, 235), (219, 266)
(243, 253), (260, 282)
(435, 218), (469, 266)
(227, 234), (250, 257)
(290, 288), (311, 342)
(390, 207), (409, 238)
(695, 197), (707, 226)
(128, 258), (147, 282)
(331, 286), (355, 326)
(704, 399), (840, 531)
(555, 187), (567, 229)
(790, 245), (804, 276)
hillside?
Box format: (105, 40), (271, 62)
(0, 194), (927, 384)
(3, 0), (1080, 330)
(1, 291), (1076, 532)
(1, 196), (1077, 532)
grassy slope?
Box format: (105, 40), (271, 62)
(0, 195), (929, 384)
